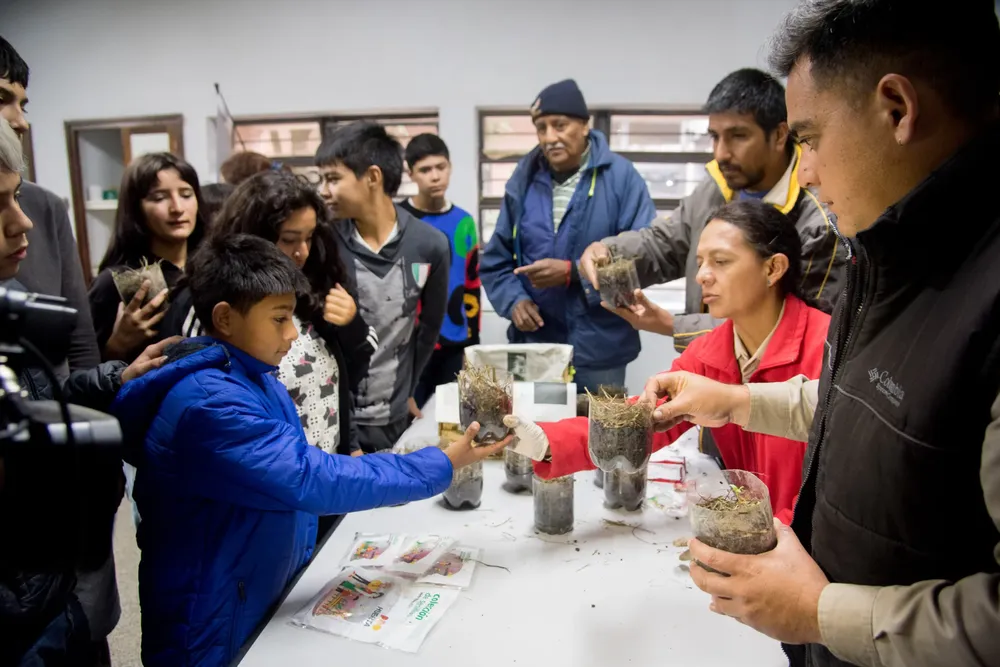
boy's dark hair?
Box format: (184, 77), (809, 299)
(405, 133), (450, 170)
(99, 152), (207, 272)
(315, 121), (403, 196)
(704, 69), (789, 148)
(0, 36), (29, 88)
(220, 151), (273, 186)
(709, 199), (812, 307)
(187, 234), (307, 333)
(768, 0), (1000, 121)
(210, 170), (349, 317)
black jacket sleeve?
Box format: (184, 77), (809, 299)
(62, 361), (127, 413)
(88, 270), (123, 361)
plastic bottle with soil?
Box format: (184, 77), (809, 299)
(442, 461), (484, 510)
(503, 448), (533, 493)
(458, 365), (513, 444)
(687, 469), (777, 566)
(533, 474), (574, 535)
(588, 393), (653, 473)
(603, 465), (647, 512)
(593, 468), (604, 488)
(595, 255), (640, 308)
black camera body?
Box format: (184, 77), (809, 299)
(0, 286), (123, 572)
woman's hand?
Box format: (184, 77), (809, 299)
(106, 280), (169, 360)
(323, 284), (357, 326)
(443, 422), (513, 469)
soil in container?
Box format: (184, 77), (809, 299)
(442, 461), (484, 510)
(595, 255), (640, 308)
(533, 474), (574, 535)
(588, 391), (653, 473)
(111, 258), (168, 306)
(603, 466), (647, 511)
(594, 468), (605, 489)
(502, 447), (533, 493)
(458, 365), (513, 445)
(688, 470), (777, 570)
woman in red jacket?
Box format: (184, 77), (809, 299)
(509, 199), (832, 522)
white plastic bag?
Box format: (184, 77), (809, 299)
(416, 545), (480, 589)
(291, 567), (459, 653)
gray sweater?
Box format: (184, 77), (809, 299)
(333, 205), (450, 426)
(15, 181), (101, 375)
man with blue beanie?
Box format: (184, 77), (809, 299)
(481, 79), (655, 392)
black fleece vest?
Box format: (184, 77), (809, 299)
(788, 126), (1000, 667)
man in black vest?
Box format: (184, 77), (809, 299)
(643, 1), (1000, 666)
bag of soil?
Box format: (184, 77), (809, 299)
(502, 447), (533, 493)
(416, 545), (480, 589)
(457, 365), (513, 445)
(587, 391), (653, 473)
(290, 567), (459, 653)
(594, 254), (640, 308)
(603, 465), (647, 512)
(687, 469), (777, 561)
(442, 461), (483, 510)
(533, 474), (574, 535)
(111, 258), (168, 306)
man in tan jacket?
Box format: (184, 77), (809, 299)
(581, 68), (843, 353)
(645, 1), (1000, 666)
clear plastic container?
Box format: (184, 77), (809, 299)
(442, 461), (484, 510)
(458, 366), (513, 444)
(603, 466), (647, 512)
(112, 260), (168, 306)
(502, 448), (533, 493)
(687, 469), (777, 557)
(533, 474), (574, 535)
(588, 396), (653, 473)
(595, 256), (640, 308)
(593, 468), (604, 489)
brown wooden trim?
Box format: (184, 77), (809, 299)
(64, 113), (185, 286)
(65, 120), (92, 284)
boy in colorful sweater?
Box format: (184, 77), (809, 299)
(400, 134), (481, 406)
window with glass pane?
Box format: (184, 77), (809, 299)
(632, 162), (707, 200)
(609, 115), (711, 154)
(480, 208), (501, 245)
(481, 162), (517, 199)
(233, 121), (322, 158)
(482, 115), (538, 159)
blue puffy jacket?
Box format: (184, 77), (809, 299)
(111, 339), (453, 667)
(480, 130), (656, 369)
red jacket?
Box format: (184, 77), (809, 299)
(535, 295), (830, 523)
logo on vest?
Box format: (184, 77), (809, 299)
(867, 368), (905, 407)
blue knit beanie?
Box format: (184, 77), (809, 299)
(530, 79), (589, 121)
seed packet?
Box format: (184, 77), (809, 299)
(342, 533), (401, 568)
(385, 535), (455, 578)
(416, 545), (479, 589)
(291, 567), (459, 653)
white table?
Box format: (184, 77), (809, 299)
(239, 402), (785, 667)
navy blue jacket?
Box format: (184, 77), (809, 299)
(111, 339), (453, 667)
(480, 130), (655, 369)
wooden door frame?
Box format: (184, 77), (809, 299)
(64, 114), (184, 284)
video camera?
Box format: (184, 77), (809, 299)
(0, 286), (123, 572)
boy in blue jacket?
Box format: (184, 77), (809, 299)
(111, 234), (508, 667)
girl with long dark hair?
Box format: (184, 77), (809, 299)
(508, 199), (831, 522)
(168, 170), (376, 464)
(88, 152), (206, 362)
